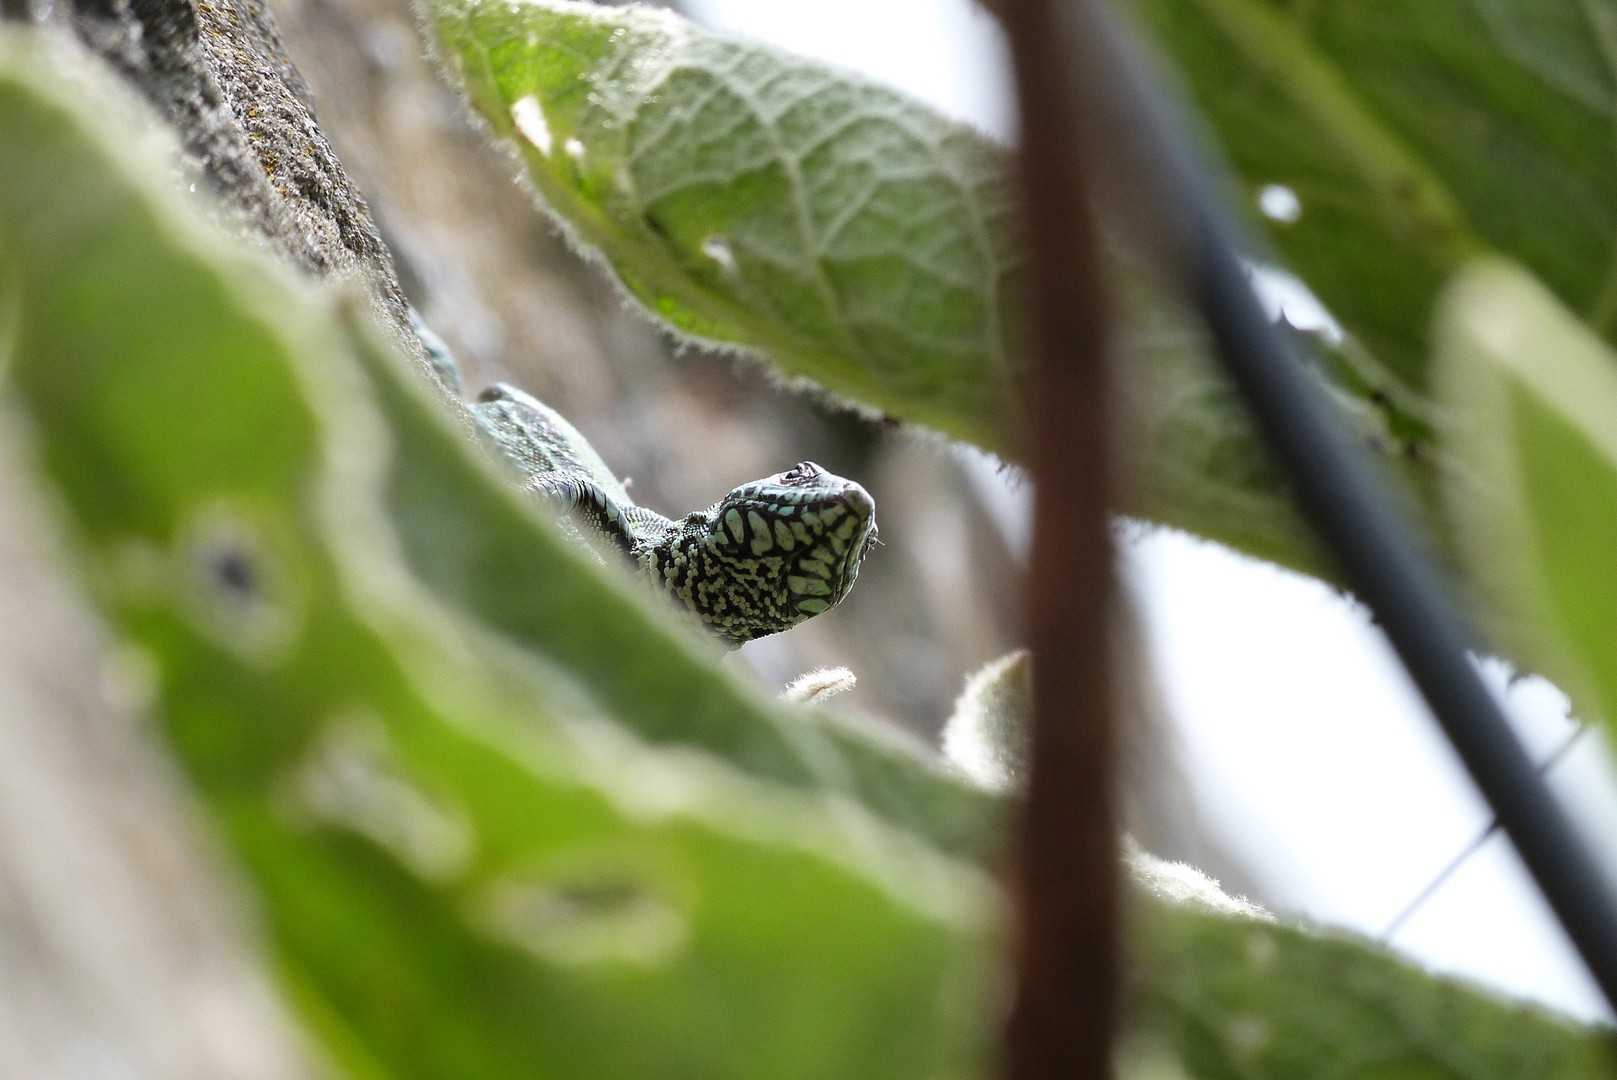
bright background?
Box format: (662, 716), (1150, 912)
(685, 0), (1617, 1024)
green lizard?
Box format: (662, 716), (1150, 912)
(414, 312), (878, 646)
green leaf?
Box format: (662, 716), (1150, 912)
(1434, 258), (1617, 736)
(425, 0), (1019, 452)
(1129, 851), (1617, 1080)
(0, 32), (1000, 1080)
(1115, 278), (1338, 580)
(422, 0), (1360, 581)
(1129, 0), (1617, 401)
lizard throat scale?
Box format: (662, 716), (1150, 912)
(472, 382), (877, 646)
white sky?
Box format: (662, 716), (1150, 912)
(685, 0), (1617, 1024)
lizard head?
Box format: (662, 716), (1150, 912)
(654, 462), (878, 646)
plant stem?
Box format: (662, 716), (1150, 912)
(998, 0), (1119, 1074)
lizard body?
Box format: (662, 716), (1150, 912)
(412, 310), (877, 644)
(468, 378), (877, 647)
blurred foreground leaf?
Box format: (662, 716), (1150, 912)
(4, 27), (1613, 1080)
(1435, 258), (1617, 737)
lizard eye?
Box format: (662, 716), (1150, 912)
(781, 462), (821, 484)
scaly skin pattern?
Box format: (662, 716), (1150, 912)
(474, 383), (877, 646)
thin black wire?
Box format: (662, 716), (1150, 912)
(1056, 0), (1617, 1012)
(1382, 724), (1591, 943)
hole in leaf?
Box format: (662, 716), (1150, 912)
(177, 503), (303, 664)
(290, 712), (476, 883)
(1257, 183), (1301, 223)
(474, 845), (694, 967)
(511, 95), (552, 155)
(701, 234), (736, 272)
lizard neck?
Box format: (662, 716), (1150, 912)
(623, 505), (678, 551)
(636, 510), (741, 639)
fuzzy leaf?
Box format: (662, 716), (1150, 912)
(1130, 852), (1617, 1080)
(427, 0), (1019, 451)
(425, 0), (1368, 581)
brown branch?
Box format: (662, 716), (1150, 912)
(998, 0), (1119, 1077)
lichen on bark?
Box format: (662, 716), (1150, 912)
(39, 0), (425, 363)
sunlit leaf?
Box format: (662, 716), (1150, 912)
(426, 0), (1019, 452)
(424, 0), (1368, 581)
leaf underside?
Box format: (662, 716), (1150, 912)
(425, 0), (1391, 581)
(429, 0), (1019, 452)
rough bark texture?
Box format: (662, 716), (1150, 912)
(56, 0), (423, 359)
